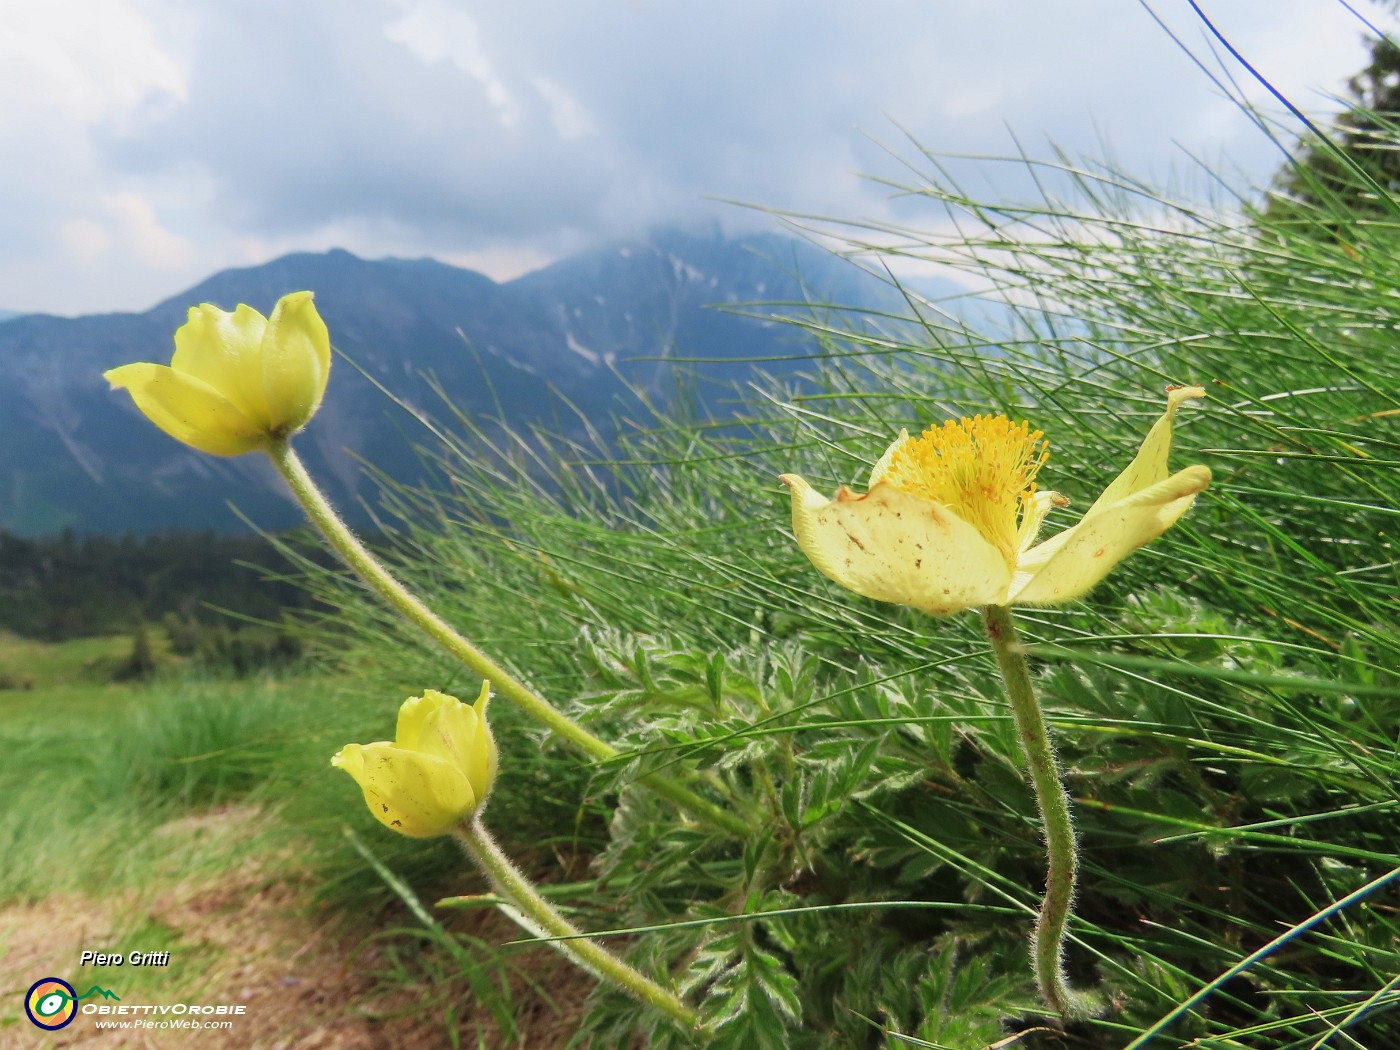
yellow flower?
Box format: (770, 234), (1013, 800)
(332, 684), (499, 838)
(103, 291), (330, 456)
(780, 386), (1211, 614)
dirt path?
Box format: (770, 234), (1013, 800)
(1, 810), (590, 1049)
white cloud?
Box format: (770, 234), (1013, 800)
(60, 218), (111, 263)
(105, 191), (197, 269)
(384, 0), (520, 126)
(941, 86), (1008, 122)
(530, 76), (596, 140)
(0, 0), (1392, 315)
(0, 0), (184, 126)
(437, 242), (568, 282)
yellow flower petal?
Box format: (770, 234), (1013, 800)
(466, 682), (498, 804)
(261, 291), (330, 434)
(1008, 386), (1210, 604)
(394, 689), (441, 753)
(1015, 490), (1067, 554)
(1009, 465), (1211, 605)
(171, 303), (271, 429)
(331, 742), (475, 838)
(866, 429), (910, 486)
(1079, 385), (1206, 518)
(396, 686), (498, 806)
(397, 688), (478, 766)
(330, 741), (367, 783)
(103, 363), (268, 457)
(781, 473), (1011, 615)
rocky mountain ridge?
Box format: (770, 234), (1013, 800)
(0, 231), (906, 535)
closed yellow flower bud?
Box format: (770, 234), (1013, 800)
(332, 684), (499, 838)
(103, 291), (331, 456)
(781, 386), (1211, 614)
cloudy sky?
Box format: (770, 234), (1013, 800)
(1, 0), (1390, 316)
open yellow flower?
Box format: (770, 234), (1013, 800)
(780, 386), (1211, 614)
(104, 290), (330, 456)
(332, 684), (498, 838)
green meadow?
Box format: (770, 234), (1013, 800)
(6, 108), (1400, 1049)
(0, 663), (516, 1046)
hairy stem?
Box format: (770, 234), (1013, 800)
(268, 439), (749, 836)
(980, 603), (1080, 1017)
(455, 819), (700, 1034)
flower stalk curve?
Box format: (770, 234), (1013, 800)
(981, 604), (1083, 1016)
(271, 439), (750, 837)
(454, 819), (701, 1034)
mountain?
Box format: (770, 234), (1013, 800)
(0, 310), (22, 323)
(0, 231), (913, 536)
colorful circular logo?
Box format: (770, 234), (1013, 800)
(25, 977), (77, 1030)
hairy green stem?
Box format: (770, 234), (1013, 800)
(268, 440), (749, 836)
(980, 604), (1080, 1017)
(454, 819), (701, 1034)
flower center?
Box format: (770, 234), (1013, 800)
(881, 414), (1049, 561)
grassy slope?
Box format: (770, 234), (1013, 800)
(274, 144), (1400, 1046)
(0, 631), (136, 690)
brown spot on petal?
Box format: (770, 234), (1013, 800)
(844, 530), (868, 552)
(1093, 547), (1106, 558)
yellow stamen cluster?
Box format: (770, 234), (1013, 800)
(882, 414), (1049, 562)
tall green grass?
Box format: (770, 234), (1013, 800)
(0, 671), (461, 902)
(280, 102), (1400, 1048)
(2, 677), (291, 899)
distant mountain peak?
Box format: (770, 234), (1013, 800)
(0, 231), (920, 536)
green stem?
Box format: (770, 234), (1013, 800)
(267, 441), (749, 836)
(980, 604), (1080, 1017)
(454, 819), (700, 1035)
